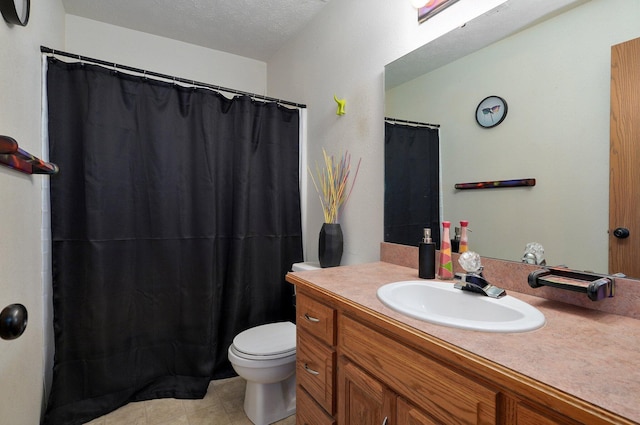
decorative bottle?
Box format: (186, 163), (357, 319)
(438, 221), (454, 279)
(459, 220), (469, 253)
(418, 228), (436, 279)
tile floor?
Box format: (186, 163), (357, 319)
(84, 376), (296, 425)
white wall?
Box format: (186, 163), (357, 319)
(65, 15), (267, 96)
(268, 0), (507, 265)
(0, 1), (65, 423)
(386, 0), (640, 272)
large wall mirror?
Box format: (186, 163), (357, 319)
(384, 0), (640, 277)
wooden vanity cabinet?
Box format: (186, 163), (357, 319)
(293, 284), (632, 425)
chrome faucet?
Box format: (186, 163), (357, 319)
(454, 272), (506, 298)
(454, 252), (507, 298)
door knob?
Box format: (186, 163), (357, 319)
(613, 227), (630, 239)
(0, 303), (28, 340)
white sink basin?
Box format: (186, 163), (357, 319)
(377, 280), (545, 333)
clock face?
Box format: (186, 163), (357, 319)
(0, 0), (30, 26)
(475, 96), (507, 128)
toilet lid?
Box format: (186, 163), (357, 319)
(233, 321), (296, 357)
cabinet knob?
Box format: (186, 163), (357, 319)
(382, 417), (389, 425)
(304, 313), (320, 323)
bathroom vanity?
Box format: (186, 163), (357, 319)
(287, 260), (640, 425)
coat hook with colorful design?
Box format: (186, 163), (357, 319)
(334, 95), (346, 115)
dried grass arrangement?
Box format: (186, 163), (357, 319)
(309, 148), (361, 224)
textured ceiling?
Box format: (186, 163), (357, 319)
(61, 0), (330, 61)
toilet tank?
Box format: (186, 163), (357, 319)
(292, 262), (320, 272)
(290, 262), (320, 314)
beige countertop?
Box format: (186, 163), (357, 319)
(288, 261), (640, 423)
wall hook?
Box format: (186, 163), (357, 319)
(334, 95), (346, 115)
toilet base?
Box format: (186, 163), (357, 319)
(243, 374), (296, 425)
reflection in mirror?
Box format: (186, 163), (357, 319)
(384, 0), (640, 276)
(384, 120), (440, 247)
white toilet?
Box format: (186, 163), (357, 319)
(227, 262), (319, 425)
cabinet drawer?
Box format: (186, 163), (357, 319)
(296, 292), (336, 346)
(397, 397), (440, 425)
(297, 385), (336, 425)
(297, 330), (336, 415)
(514, 401), (582, 425)
(339, 314), (498, 425)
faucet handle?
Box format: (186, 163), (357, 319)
(459, 251), (483, 274)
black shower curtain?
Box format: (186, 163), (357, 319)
(384, 122), (440, 247)
(44, 58), (303, 425)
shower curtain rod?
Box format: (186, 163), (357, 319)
(41, 46), (307, 109)
(385, 117), (440, 128)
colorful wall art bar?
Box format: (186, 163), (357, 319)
(454, 178), (535, 190)
(0, 135), (59, 175)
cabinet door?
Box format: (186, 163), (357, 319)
(297, 386), (335, 425)
(397, 397), (441, 425)
(338, 358), (394, 425)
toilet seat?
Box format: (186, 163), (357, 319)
(232, 322), (296, 360)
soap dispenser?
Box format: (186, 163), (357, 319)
(451, 227), (461, 253)
(418, 228), (436, 279)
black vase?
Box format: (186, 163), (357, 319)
(318, 223), (343, 268)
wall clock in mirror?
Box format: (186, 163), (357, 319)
(0, 0), (30, 26)
(475, 95), (507, 128)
